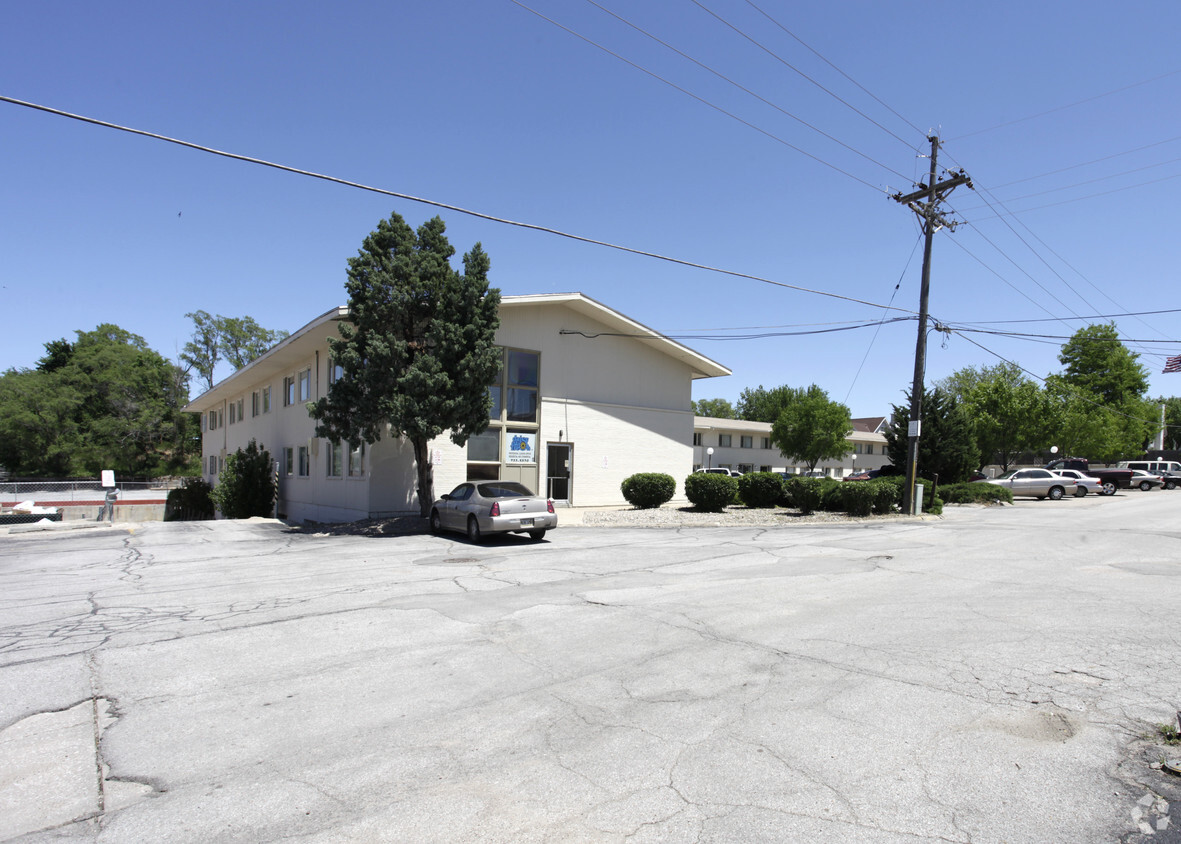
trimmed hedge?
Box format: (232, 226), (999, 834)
(685, 472), (738, 512)
(621, 473), (676, 509)
(783, 476), (823, 514)
(737, 472), (785, 508)
(940, 481), (1013, 505)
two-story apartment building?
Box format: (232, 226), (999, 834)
(185, 293), (730, 522)
(692, 415), (890, 477)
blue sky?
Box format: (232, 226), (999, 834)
(3, 0), (1179, 417)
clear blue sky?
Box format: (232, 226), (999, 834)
(4, 0), (1179, 417)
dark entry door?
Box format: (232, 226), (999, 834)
(546, 444), (571, 502)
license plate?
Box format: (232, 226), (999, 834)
(520, 518), (534, 527)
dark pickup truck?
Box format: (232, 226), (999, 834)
(1044, 458), (1133, 495)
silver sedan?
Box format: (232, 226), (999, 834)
(430, 481), (558, 542)
(986, 468), (1075, 500)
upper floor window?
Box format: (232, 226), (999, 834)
(283, 376), (296, 406)
(327, 441), (344, 477)
(298, 368), (311, 402)
(328, 358), (344, 384)
(693, 433), (703, 446)
(740, 436), (753, 449)
(262, 386), (272, 414)
(762, 437), (771, 450)
(348, 442), (365, 477)
(718, 434), (732, 448)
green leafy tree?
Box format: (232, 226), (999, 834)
(769, 384), (852, 473)
(0, 326), (198, 476)
(939, 362), (1050, 471)
(884, 387), (979, 483)
(211, 440), (276, 518)
(310, 213), (501, 517)
(181, 310), (221, 392)
(737, 384), (796, 422)
(1043, 375), (1155, 462)
(218, 316), (290, 370)
(1058, 323), (1149, 406)
(692, 398), (735, 418)
(1157, 396), (1181, 450)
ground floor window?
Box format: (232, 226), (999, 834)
(327, 441), (343, 477)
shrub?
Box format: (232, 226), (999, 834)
(685, 472), (738, 512)
(211, 439), (277, 519)
(940, 481), (1013, 505)
(164, 476), (215, 521)
(621, 473), (676, 509)
(817, 478), (844, 511)
(869, 480), (899, 515)
(737, 472), (785, 508)
(784, 476), (823, 514)
(839, 482), (876, 516)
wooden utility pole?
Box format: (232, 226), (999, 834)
(892, 137), (971, 515)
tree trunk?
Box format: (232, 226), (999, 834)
(412, 436), (434, 518)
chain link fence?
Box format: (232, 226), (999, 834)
(0, 478), (189, 524)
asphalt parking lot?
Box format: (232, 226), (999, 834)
(1, 492), (1179, 842)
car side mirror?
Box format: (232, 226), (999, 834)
(440, 494), (451, 501)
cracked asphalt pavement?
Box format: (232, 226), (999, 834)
(1, 494), (1179, 842)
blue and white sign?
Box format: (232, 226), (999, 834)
(506, 433), (537, 464)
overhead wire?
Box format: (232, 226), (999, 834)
(506, 0), (890, 193)
(0, 94), (915, 316)
(989, 132), (1181, 189)
(579, 0), (911, 181)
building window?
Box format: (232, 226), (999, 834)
(201, 414), (207, 433)
(760, 465), (771, 472)
(854, 443), (863, 454)
(866, 444), (874, 455)
(348, 442), (364, 477)
(328, 358), (344, 385)
(740, 436), (753, 449)
(283, 376), (296, 406)
(298, 368), (311, 402)
(718, 434), (732, 448)
(476, 348), (540, 481)
(251, 391), (260, 417)
(327, 441), (344, 477)
(762, 437), (771, 449)
(208, 410), (218, 430)
(738, 463), (754, 473)
(283, 447), (294, 477)
(298, 446), (310, 477)
(262, 386), (271, 414)
(209, 455), (218, 475)
(229, 403), (236, 425)
(693, 432), (703, 446)
(506, 350), (538, 423)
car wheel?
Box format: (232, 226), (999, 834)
(1166, 481), (1177, 490)
(430, 509), (442, 534)
(466, 516), (483, 543)
(1048, 486), (1065, 501)
(1102, 482), (1116, 496)
(1140, 481), (1152, 492)
(1075, 487), (1087, 497)
(528, 528), (547, 541)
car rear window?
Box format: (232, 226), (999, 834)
(477, 482), (535, 498)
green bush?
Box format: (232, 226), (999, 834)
(869, 480), (899, 515)
(621, 473), (676, 509)
(737, 472), (785, 508)
(784, 476), (823, 514)
(211, 439), (277, 519)
(685, 472), (738, 512)
(817, 478), (845, 511)
(940, 481), (1013, 505)
(839, 482), (876, 516)
(164, 476), (215, 521)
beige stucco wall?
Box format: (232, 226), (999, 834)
(189, 296), (723, 522)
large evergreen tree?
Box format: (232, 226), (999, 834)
(310, 213), (501, 517)
(884, 387), (979, 483)
(769, 384), (852, 472)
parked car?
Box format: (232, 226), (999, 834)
(1160, 472), (1181, 490)
(1043, 458), (1132, 495)
(430, 481), (557, 542)
(1129, 469), (1165, 491)
(986, 468), (1075, 500)
(1049, 468), (1104, 497)
(696, 468), (743, 477)
(1119, 459), (1181, 477)
(844, 468), (882, 482)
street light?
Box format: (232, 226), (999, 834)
(706, 447), (714, 469)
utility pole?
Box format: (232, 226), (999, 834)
(892, 136), (971, 515)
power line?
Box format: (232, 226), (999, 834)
(947, 67), (1181, 141)
(0, 94), (914, 315)
(687, 0), (918, 150)
(950, 308), (1181, 326)
(579, 0), (910, 181)
(959, 154), (1181, 210)
(989, 133), (1181, 189)
(506, 1), (889, 193)
(560, 316), (913, 341)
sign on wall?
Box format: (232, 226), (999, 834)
(506, 433), (537, 464)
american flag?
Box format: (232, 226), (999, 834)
(1164, 355), (1181, 374)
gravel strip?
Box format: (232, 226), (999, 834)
(577, 504), (913, 527)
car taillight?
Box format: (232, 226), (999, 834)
(490, 502), (500, 517)
(547, 499), (555, 514)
